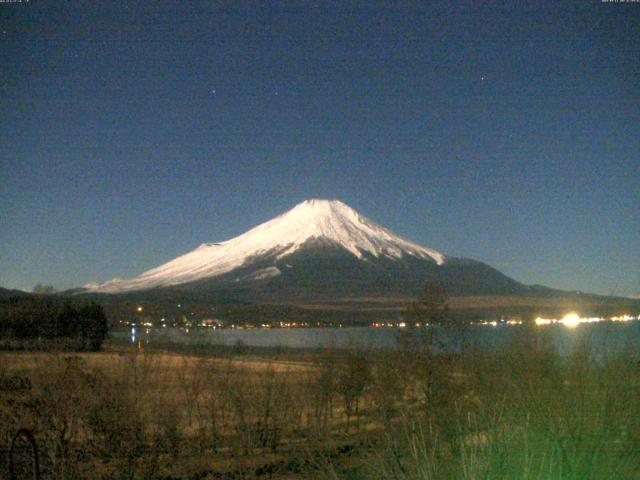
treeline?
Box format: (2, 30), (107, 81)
(0, 296), (108, 351)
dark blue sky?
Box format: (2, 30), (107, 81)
(1, 1), (638, 297)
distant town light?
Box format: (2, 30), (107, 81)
(136, 306), (143, 312)
(535, 317), (552, 326)
(533, 313), (636, 328)
(560, 312), (580, 328)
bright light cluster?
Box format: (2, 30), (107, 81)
(476, 319), (523, 327)
(368, 315), (640, 329)
(534, 313), (639, 328)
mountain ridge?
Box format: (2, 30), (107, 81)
(79, 199), (609, 304)
(85, 199), (446, 294)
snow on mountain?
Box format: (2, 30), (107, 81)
(85, 199), (445, 293)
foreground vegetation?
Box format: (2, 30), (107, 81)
(1, 326), (639, 479)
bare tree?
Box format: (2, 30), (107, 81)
(33, 284), (56, 295)
(336, 350), (371, 432)
(406, 282), (450, 328)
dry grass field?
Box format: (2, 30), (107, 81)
(2, 331), (640, 479)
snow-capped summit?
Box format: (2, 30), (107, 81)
(238, 199), (445, 263)
(85, 199), (445, 293)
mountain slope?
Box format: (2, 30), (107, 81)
(85, 199), (446, 294)
(83, 199), (552, 300)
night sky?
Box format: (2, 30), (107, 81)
(1, 1), (638, 297)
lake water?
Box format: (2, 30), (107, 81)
(119, 322), (640, 356)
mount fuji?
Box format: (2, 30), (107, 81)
(83, 199), (532, 300)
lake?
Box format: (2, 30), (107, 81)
(119, 321), (640, 356)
